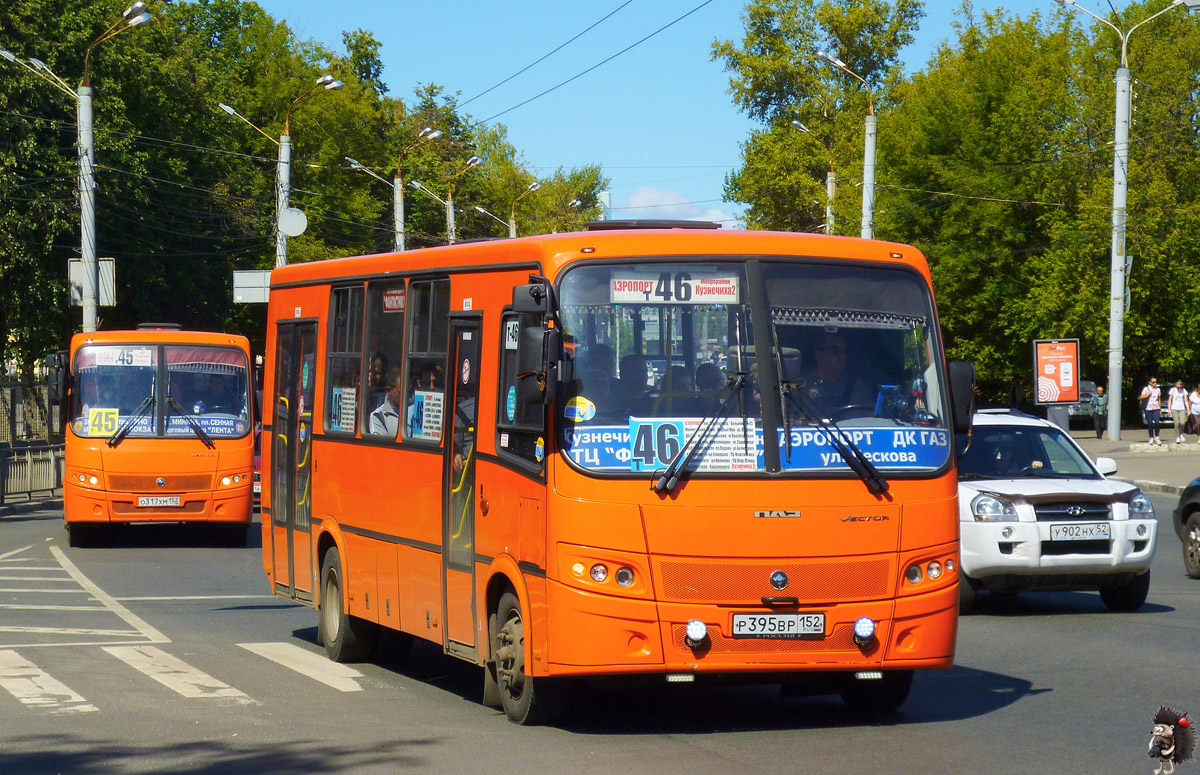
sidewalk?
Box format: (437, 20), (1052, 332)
(1068, 427), (1200, 496)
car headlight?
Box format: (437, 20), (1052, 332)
(971, 493), (1018, 522)
(1129, 490), (1154, 520)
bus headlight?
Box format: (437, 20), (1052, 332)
(615, 567), (635, 587)
(853, 616), (876, 646)
(905, 564), (923, 584)
(685, 619), (708, 648)
(590, 564), (608, 582)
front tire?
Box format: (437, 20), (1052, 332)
(958, 576), (979, 615)
(66, 523), (91, 548)
(1183, 515), (1200, 579)
(841, 670), (913, 713)
(490, 591), (566, 724)
(1099, 571), (1150, 612)
(319, 546), (375, 662)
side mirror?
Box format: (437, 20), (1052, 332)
(948, 360), (975, 435)
(1095, 456), (1118, 476)
(45, 350), (67, 405)
(513, 283), (550, 314)
(517, 326), (560, 404)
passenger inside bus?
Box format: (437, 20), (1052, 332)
(369, 366), (404, 437)
(612, 354), (652, 417)
(204, 373), (242, 415)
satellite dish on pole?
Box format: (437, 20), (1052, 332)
(278, 207), (308, 237)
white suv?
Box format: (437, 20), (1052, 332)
(957, 409), (1157, 613)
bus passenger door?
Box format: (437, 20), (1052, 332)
(444, 316), (481, 658)
(271, 321), (318, 603)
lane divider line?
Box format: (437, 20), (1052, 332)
(49, 546), (169, 644)
(0, 649), (98, 714)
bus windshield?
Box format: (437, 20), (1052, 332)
(71, 344), (251, 439)
(557, 259), (950, 476)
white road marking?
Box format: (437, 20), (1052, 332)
(0, 649), (98, 714)
(0, 626), (142, 637)
(104, 645), (252, 702)
(114, 595), (275, 602)
(238, 642), (364, 692)
(0, 575), (74, 581)
(49, 546), (168, 644)
(0, 604), (111, 612)
(0, 546), (35, 561)
(0, 588), (92, 594)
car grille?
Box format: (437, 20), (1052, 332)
(1040, 539), (1111, 555)
(1033, 502), (1112, 521)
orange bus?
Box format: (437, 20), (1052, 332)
(61, 325), (256, 547)
(260, 223), (975, 723)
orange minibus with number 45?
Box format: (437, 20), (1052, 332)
(60, 324), (256, 546)
(259, 222), (975, 724)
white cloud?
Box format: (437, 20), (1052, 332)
(609, 186), (743, 229)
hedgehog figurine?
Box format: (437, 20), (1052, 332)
(1150, 706), (1195, 775)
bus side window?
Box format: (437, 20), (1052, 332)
(325, 284), (365, 434)
(496, 312), (545, 467)
(361, 280), (409, 439)
(403, 278), (449, 443)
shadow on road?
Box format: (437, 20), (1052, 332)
(0, 735), (439, 775)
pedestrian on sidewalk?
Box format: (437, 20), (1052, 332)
(1169, 379), (1190, 443)
(1140, 377), (1162, 444)
(1189, 384), (1200, 442)
(1090, 385), (1108, 439)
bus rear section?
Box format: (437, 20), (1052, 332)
(63, 329), (256, 546)
(257, 228), (973, 724)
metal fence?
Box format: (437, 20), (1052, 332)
(1, 382), (62, 445)
(1, 444), (64, 505)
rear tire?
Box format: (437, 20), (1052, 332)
(1100, 570), (1150, 612)
(490, 591), (567, 724)
(319, 546), (375, 662)
(841, 670), (913, 713)
(1183, 515), (1200, 579)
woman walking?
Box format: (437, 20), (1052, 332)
(1140, 378), (1162, 445)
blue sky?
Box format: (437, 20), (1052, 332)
(252, 0), (1080, 227)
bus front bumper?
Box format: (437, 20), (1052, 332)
(64, 481), (253, 525)
(541, 579), (956, 677)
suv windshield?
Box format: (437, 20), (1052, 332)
(556, 258), (951, 476)
(959, 423), (1099, 480)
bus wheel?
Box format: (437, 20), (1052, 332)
(319, 546), (375, 662)
(841, 670), (913, 713)
(958, 576), (980, 615)
(490, 591), (566, 724)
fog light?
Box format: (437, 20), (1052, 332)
(233, 475), (241, 484)
(615, 567), (635, 587)
(905, 564), (923, 584)
(853, 616), (876, 646)
(78, 474), (86, 483)
(590, 564), (608, 582)
(88, 475), (98, 485)
(927, 561), (943, 580)
(855, 670), (883, 680)
(222, 476), (231, 486)
(1001, 526), (1015, 539)
(1136, 524), (1148, 537)
(684, 619), (707, 647)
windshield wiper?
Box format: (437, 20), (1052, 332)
(782, 385), (890, 495)
(654, 373), (746, 494)
(167, 396), (215, 449)
(106, 395), (154, 448)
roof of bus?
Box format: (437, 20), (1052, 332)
(268, 228), (932, 287)
(70, 329), (250, 352)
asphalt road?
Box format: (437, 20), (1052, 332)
(0, 494), (1196, 775)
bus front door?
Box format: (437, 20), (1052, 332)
(271, 321), (318, 603)
(444, 316), (481, 658)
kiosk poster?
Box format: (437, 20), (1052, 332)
(1033, 339), (1080, 405)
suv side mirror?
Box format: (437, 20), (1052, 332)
(948, 360), (975, 435)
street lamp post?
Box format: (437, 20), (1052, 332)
(444, 156), (482, 244)
(791, 120), (835, 234)
(551, 199), (581, 234)
(346, 127), (443, 252)
(1, 3), (152, 333)
(475, 205), (509, 234)
(1054, 0), (1187, 441)
(220, 74), (343, 268)
(408, 180), (451, 243)
(509, 181), (540, 238)
(815, 51), (876, 240)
